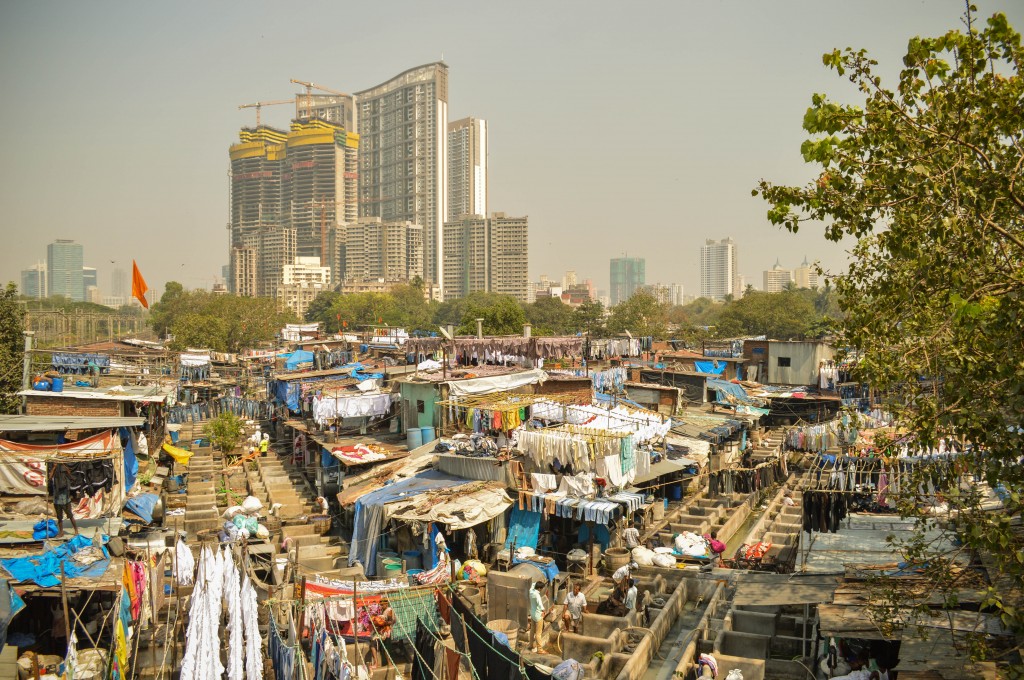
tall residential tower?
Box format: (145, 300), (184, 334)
(700, 238), (739, 301)
(356, 63), (448, 288)
(448, 117), (488, 221)
(443, 213), (528, 302)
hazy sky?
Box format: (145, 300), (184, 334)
(2, 1), (1021, 299)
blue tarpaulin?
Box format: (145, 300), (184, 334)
(284, 350), (314, 370)
(120, 427), (138, 491)
(124, 493), (160, 524)
(350, 471), (467, 576)
(504, 507), (541, 551)
(0, 535), (110, 587)
(707, 378), (754, 404)
(694, 361), (727, 375)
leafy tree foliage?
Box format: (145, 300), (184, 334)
(152, 283), (297, 352)
(203, 412), (245, 454)
(305, 291), (341, 328)
(756, 10), (1024, 658)
(0, 284), (26, 414)
(455, 292), (527, 336)
(523, 296), (575, 336)
(607, 290), (668, 338)
(716, 289), (819, 339)
(571, 300), (608, 338)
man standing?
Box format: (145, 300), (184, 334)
(623, 522), (641, 550)
(259, 433), (270, 457)
(562, 582), (587, 634)
(47, 463), (79, 537)
(529, 581), (548, 653)
(612, 561), (638, 591)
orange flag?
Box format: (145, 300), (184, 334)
(131, 260), (149, 309)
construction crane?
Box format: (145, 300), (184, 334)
(238, 99), (295, 127)
(290, 79), (351, 119)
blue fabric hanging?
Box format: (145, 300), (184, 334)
(120, 428), (138, 491)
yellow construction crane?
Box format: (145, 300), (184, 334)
(290, 79), (351, 119)
(238, 99), (295, 126)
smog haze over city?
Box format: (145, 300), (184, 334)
(1, 0), (1022, 298)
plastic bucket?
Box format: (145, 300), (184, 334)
(50, 377), (64, 393)
(668, 484), (683, 501)
(407, 569), (423, 585)
(384, 563), (404, 577)
(170, 431), (180, 444)
(421, 426), (436, 444)
(605, 547), (630, 575)
(407, 427), (423, 449)
(376, 551), (398, 576)
(403, 550), (422, 570)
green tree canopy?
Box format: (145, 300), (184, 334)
(158, 289), (296, 352)
(523, 296), (575, 336)
(715, 289), (818, 339)
(756, 9), (1024, 657)
(571, 299), (607, 338)
(305, 291), (341, 328)
(455, 292), (526, 336)
(0, 284), (26, 414)
(607, 290), (668, 338)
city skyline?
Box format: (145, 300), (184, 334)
(2, 2), (1022, 298)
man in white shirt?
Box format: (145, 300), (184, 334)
(612, 561), (637, 587)
(623, 523), (641, 550)
(561, 582), (587, 633)
(528, 581), (548, 653)
(624, 579), (638, 615)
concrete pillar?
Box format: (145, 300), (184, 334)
(523, 324), (532, 338)
(475, 318), (484, 339)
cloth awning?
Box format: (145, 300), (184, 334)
(634, 456), (701, 485)
(350, 470), (469, 576)
(447, 368), (547, 397)
(387, 482), (512, 530)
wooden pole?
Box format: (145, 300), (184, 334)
(59, 563), (72, 651)
(295, 576), (307, 680)
(352, 580), (361, 672)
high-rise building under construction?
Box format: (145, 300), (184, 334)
(356, 63), (448, 289)
(228, 119), (358, 294)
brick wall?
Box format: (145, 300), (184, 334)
(26, 397), (121, 417)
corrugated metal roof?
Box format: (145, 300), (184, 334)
(0, 416), (145, 431)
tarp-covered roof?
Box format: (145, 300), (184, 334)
(349, 470), (470, 576)
(388, 481), (512, 530)
(0, 416), (145, 432)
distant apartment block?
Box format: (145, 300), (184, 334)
(345, 219), (424, 283)
(448, 117), (488, 221)
(443, 213), (528, 302)
(21, 263), (46, 299)
(47, 240), (84, 302)
(644, 282), (685, 306)
(277, 282), (328, 319)
(283, 257), (331, 286)
(763, 260), (794, 293)
(700, 238), (738, 301)
(793, 256), (819, 289)
(609, 257), (646, 306)
(357, 63), (448, 288)
(111, 268), (127, 299)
